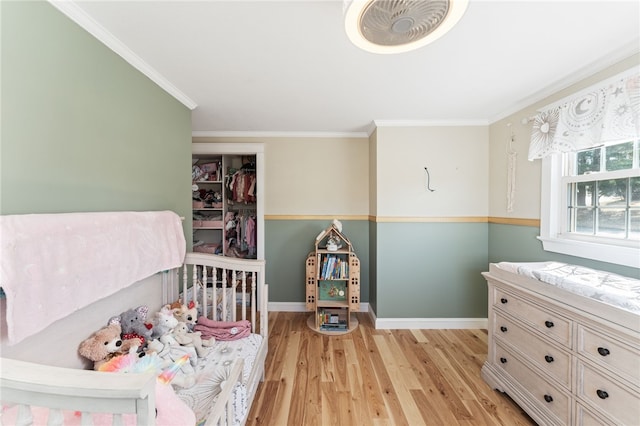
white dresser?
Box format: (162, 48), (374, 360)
(481, 263), (640, 426)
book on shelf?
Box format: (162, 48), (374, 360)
(318, 309), (348, 327)
(318, 254), (349, 280)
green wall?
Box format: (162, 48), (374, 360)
(375, 222), (489, 318)
(265, 219), (370, 303)
(489, 224), (640, 279)
(1, 1), (191, 217)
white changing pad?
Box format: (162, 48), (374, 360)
(176, 333), (263, 425)
(495, 262), (640, 314)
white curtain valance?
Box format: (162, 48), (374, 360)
(528, 68), (640, 160)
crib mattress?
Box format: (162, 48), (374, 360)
(176, 333), (263, 425)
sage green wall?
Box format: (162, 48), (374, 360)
(368, 221), (378, 314)
(375, 223), (488, 318)
(489, 224), (640, 279)
(1, 1), (191, 217)
(265, 219), (369, 303)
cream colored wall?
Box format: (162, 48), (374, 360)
(193, 136), (369, 216)
(375, 125), (489, 217)
(488, 53), (640, 219)
(368, 129), (378, 216)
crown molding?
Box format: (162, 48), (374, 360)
(489, 39), (640, 124)
(373, 119), (489, 128)
(192, 130), (369, 139)
(48, 0), (197, 110)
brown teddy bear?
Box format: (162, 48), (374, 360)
(78, 323), (142, 370)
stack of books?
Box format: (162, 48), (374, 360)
(318, 311), (348, 331)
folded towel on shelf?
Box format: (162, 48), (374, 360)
(0, 211), (186, 345)
(194, 317), (251, 341)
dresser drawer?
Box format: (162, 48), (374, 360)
(575, 404), (616, 426)
(494, 342), (571, 424)
(577, 324), (640, 384)
(576, 361), (640, 426)
(493, 312), (571, 387)
(493, 287), (572, 348)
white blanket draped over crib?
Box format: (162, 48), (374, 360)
(0, 211), (186, 345)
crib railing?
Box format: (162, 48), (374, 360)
(203, 359), (244, 426)
(0, 357), (156, 426)
(169, 252), (268, 339)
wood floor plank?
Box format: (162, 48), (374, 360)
(410, 388), (460, 426)
(373, 334), (426, 424)
(247, 312), (536, 426)
(270, 330), (300, 425)
(351, 324), (389, 422)
(287, 332), (310, 426)
(365, 332), (411, 426)
(245, 379), (279, 425)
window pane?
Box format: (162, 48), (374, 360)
(573, 208), (594, 234)
(598, 178), (626, 207)
(605, 142), (633, 171)
(631, 177), (640, 207)
(574, 182), (595, 207)
(631, 210), (640, 240)
(577, 148), (600, 175)
(597, 209), (626, 238)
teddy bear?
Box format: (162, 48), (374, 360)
(109, 305), (154, 347)
(172, 322), (215, 358)
(78, 323), (142, 370)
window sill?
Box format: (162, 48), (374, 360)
(538, 236), (640, 268)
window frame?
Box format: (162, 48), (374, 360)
(539, 150), (640, 268)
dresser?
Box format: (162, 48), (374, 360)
(481, 263), (640, 426)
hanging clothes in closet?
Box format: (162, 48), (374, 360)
(225, 161), (257, 259)
(224, 211), (257, 259)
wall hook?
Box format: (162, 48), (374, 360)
(424, 167), (435, 192)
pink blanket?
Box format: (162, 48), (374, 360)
(195, 317), (251, 340)
(0, 211), (186, 345)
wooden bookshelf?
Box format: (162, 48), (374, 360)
(306, 222), (360, 334)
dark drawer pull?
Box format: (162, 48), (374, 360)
(544, 320), (554, 328)
(544, 355), (554, 363)
(500, 357), (507, 364)
(543, 394), (553, 403)
(500, 326), (508, 332)
(597, 347), (610, 356)
(500, 298), (508, 304)
(596, 389), (609, 399)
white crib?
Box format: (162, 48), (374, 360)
(0, 252), (268, 426)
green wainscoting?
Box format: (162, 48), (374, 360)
(265, 220), (370, 304)
(488, 223), (640, 278)
(374, 222), (489, 318)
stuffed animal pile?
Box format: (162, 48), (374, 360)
(78, 300), (216, 389)
(78, 323), (141, 370)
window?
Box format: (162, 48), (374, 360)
(539, 140), (640, 268)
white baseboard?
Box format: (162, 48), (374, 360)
(268, 303), (486, 329)
(374, 317), (488, 329)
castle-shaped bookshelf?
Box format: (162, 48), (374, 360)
(305, 222), (360, 334)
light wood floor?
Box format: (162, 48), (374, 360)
(246, 311), (536, 426)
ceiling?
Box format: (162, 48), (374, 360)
(57, 0), (639, 136)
